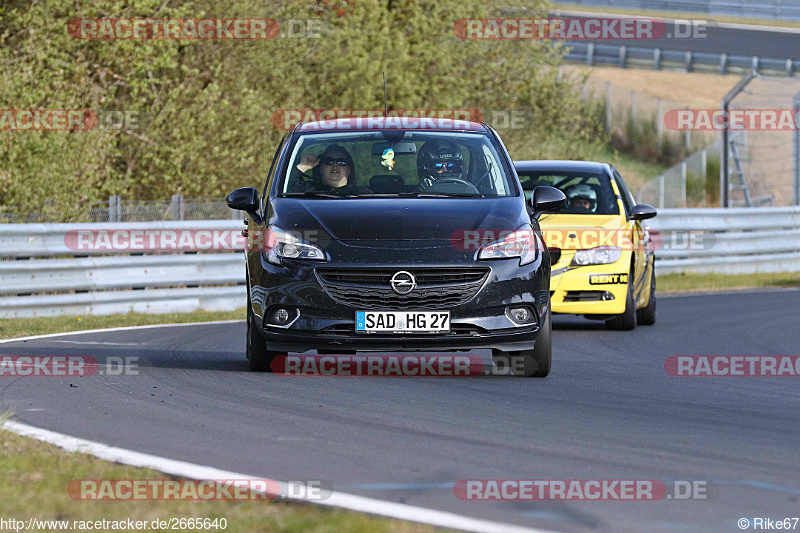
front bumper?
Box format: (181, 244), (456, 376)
(249, 254), (549, 353)
(550, 253), (629, 315)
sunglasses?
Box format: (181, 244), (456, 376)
(320, 156), (349, 167)
(433, 161), (459, 171)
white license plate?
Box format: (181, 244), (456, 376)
(355, 311), (450, 333)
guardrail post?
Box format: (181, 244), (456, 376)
(720, 53), (728, 75)
(752, 56), (760, 73)
(657, 99), (663, 148)
(685, 119), (691, 151)
(171, 194), (184, 221)
(653, 48), (661, 70)
(787, 59), (794, 77)
(701, 147), (707, 182)
(587, 43), (594, 66)
(619, 45), (627, 68)
(681, 162), (687, 206)
(685, 51), (693, 72)
(794, 91), (800, 205)
(108, 195), (121, 222)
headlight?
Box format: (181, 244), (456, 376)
(571, 246), (622, 266)
(262, 225), (326, 265)
(478, 225), (537, 266)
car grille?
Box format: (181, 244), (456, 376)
(563, 291), (606, 302)
(315, 267), (490, 309)
(548, 247), (561, 266)
(319, 323), (489, 336)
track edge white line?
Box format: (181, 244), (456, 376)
(1, 420), (557, 533)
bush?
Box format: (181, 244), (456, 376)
(0, 0), (607, 220)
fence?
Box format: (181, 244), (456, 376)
(552, 0), (800, 21)
(564, 42), (799, 77)
(637, 144), (719, 208)
(0, 220), (245, 318)
(0, 211), (798, 317)
(0, 196), (244, 224)
(648, 205), (800, 274)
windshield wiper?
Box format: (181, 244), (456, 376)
(283, 192), (355, 198)
(410, 192), (483, 198)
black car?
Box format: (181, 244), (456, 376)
(226, 118), (565, 377)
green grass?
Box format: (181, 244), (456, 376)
(0, 424), (440, 532)
(551, 3), (800, 28)
(0, 309), (246, 340)
(600, 145), (668, 192)
(658, 272), (800, 293)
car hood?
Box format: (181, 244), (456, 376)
(270, 198), (526, 243)
(538, 213), (630, 249)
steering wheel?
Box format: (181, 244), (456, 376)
(424, 177), (481, 195)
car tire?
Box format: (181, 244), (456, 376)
(606, 269), (637, 331)
(493, 307), (552, 378)
(246, 300), (279, 372)
(636, 264), (656, 326)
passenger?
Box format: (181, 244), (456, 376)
(290, 145), (365, 195)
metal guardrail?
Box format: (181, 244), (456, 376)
(0, 221), (245, 318)
(552, 0), (800, 21)
(564, 41), (798, 76)
(648, 206), (800, 274)
(0, 210), (798, 317)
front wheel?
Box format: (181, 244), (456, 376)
(606, 268), (637, 331)
(493, 307), (552, 377)
(636, 263), (656, 326)
(247, 303), (280, 372)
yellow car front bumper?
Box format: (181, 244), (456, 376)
(549, 250), (631, 315)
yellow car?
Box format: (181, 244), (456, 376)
(515, 161), (657, 330)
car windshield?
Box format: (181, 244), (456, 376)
(516, 170), (620, 215)
(279, 131), (517, 198)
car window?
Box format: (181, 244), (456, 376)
(262, 136), (286, 201)
(279, 131), (518, 198)
(612, 169), (636, 217)
(517, 170), (620, 215)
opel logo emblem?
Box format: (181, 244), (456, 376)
(390, 271), (416, 295)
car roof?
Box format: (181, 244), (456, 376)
(514, 160), (610, 173)
(294, 117), (488, 133)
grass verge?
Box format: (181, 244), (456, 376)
(0, 309), (246, 340)
(658, 272), (800, 293)
(0, 423), (438, 532)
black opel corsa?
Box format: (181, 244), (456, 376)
(226, 117), (565, 377)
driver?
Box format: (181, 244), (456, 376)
(417, 140), (465, 191)
(564, 184), (597, 214)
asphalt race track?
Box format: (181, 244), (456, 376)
(2, 290), (799, 532)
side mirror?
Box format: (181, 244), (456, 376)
(630, 203), (657, 221)
(226, 187), (260, 213)
(530, 186), (566, 220)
